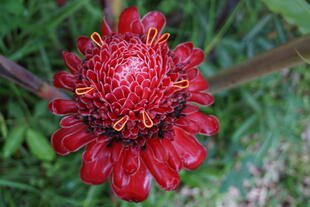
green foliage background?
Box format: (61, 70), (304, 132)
(0, 0), (310, 206)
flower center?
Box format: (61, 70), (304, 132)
(115, 56), (147, 79)
(74, 30), (190, 147)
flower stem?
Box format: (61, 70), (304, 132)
(0, 55), (68, 100)
(206, 34), (310, 93)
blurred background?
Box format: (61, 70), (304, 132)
(0, 0), (310, 206)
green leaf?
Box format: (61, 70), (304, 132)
(255, 133), (273, 164)
(7, 101), (25, 119)
(0, 112), (8, 139)
(262, 0), (310, 34)
(0, 179), (39, 194)
(232, 115), (257, 142)
(26, 129), (55, 161)
(3, 125), (26, 158)
(34, 100), (48, 117)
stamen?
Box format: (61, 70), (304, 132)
(142, 111), (153, 128)
(113, 116), (129, 131)
(146, 27), (158, 46)
(90, 32), (103, 47)
(156, 33), (170, 44)
(75, 87), (94, 95)
(172, 80), (189, 89)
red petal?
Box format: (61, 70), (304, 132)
(188, 92), (214, 106)
(123, 147), (139, 175)
(62, 51), (81, 74)
(62, 125), (95, 152)
(59, 115), (82, 128)
(77, 36), (93, 55)
(182, 104), (199, 114)
(172, 127), (207, 170)
(189, 72), (208, 92)
(111, 142), (123, 163)
(186, 112), (220, 136)
(118, 7), (140, 34)
(82, 138), (109, 162)
(80, 141), (112, 185)
(148, 138), (167, 162)
(141, 144), (180, 191)
(51, 123), (85, 155)
(185, 48), (204, 69)
(141, 11), (166, 34)
(51, 129), (69, 155)
(101, 17), (112, 35)
(186, 68), (199, 81)
(111, 147), (126, 188)
(112, 147), (152, 202)
(176, 116), (200, 134)
(174, 42), (193, 62)
(130, 19), (144, 34)
(48, 99), (77, 115)
(53, 71), (75, 91)
(161, 138), (182, 171)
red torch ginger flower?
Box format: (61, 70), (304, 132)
(49, 7), (219, 202)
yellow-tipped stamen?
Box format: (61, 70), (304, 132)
(172, 80), (189, 89)
(146, 27), (158, 46)
(156, 33), (170, 44)
(142, 111), (153, 128)
(113, 116), (129, 131)
(75, 87), (94, 95)
(90, 32), (103, 47)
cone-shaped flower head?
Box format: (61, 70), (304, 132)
(49, 7), (219, 202)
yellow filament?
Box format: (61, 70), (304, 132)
(113, 116), (129, 131)
(156, 33), (170, 44)
(142, 111), (153, 128)
(146, 27), (158, 46)
(75, 87), (94, 95)
(90, 32), (103, 47)
(172, 80), (189, 89)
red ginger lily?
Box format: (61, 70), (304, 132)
(49, 7), (219, 202)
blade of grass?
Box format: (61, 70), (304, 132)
(204, 0), (243, 55)
(83, 186), (102, 207)
(0, 179), (40, 194)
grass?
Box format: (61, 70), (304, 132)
(0, 0), (310, 206)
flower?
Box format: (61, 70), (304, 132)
(49, 6), (219, 202)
